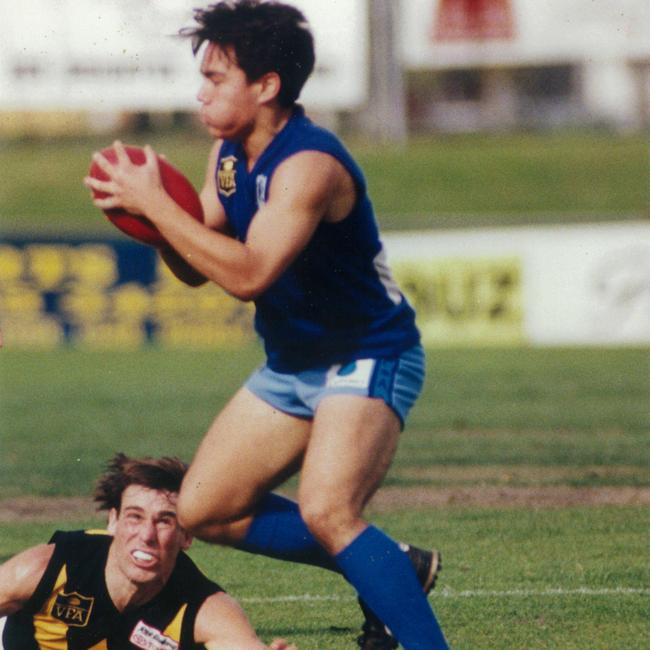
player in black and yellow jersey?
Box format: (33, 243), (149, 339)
(0, 454), (296, 650)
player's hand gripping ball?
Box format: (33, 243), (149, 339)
(88, 145), (204, 247)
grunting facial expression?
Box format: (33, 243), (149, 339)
(196, 43), (263, 141)
(107, 485), (191, 588)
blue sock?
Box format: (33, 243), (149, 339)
(335, 526), (449, 650)
(237, 493), (338, 571)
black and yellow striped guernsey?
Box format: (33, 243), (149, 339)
(3, 530), (223, 650)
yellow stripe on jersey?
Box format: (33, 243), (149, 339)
(84, 529), (110, 536)
(163, 603), (188, 643)
(33, 565), (68, 650)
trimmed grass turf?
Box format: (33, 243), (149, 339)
(1, 126), (648, 648)
(1, 346), (648, 647)
(1, 506), (648, 648)
(0, 130), (647, 235)
(1, 346), (648, 497)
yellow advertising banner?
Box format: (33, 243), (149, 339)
(394, 256), (524, 345)
(0, 239), (523, 348)
(0, 240), (254, 349)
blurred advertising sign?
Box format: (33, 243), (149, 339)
(385, 224), (650, 346)
(0, 222), (650, 348)
(0, 0), (366, 112)
(434, 0), (515, 41)
(292, 0), (368, 109)
(0, 236), (524, 349)
(403, 0), (650, 67)
(3, 224), (647, 350)
(0, 239), (255, 349)
(394, 257), (524, 345)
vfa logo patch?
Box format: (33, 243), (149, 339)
(51, 592), (94, 627)
(218, 155), (237, 197)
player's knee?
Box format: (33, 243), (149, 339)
(177, 487), (225, 534)
(299, 501), (335, 543)
(176, 502), (232, 543)
(177, 481), (253, 540)
(299, 494), (357, 550)
(176, 489), (208, 534)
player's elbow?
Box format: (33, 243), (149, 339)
(224, 248), (281, 301)
(171, 271), (208, 288)
(227, 274), (270, 302)
(229, 286), (261, 302)
(160, 248), (208, 287)
(182, 274), (209, 288)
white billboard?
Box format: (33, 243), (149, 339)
(384, 222), (650, 346)
(400, 0), (650, 68)
(0, 0), (367, 111)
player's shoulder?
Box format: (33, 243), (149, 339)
(0, 543), (55, 615)
(277, 148), (350, 186)
(281, 108), (366, 189)
(47, 529), (112, 565)
(5, 543), (55, 578)
(49, 528), (111, 547)
(288, 110), (348, 155)
(271, 149), (356, 211)
(7, 529), (105, 576)
(170, 551), (224, 603)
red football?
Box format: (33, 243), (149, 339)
(89, 145), (204, 247)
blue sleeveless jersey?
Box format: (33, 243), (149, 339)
(216, 106), (420, 372)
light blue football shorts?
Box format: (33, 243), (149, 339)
(245, 344), (425, 429)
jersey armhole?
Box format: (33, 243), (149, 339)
(176, 553), (224, 646)
(23, 538), (66, 614)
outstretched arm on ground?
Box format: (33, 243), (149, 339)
(195, 591), (297, 650)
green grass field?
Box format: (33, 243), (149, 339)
(2, 507), (648, 649)
(1, 129), (649, 648)
(1, 346), (649, 496)
(1, 346), (649, 648)
(0, 130), (647, 235)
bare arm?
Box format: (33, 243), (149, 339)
(0, 544), (54, 617)
(195, 592), (297, 650)
(158, 140), (230, 287)
(86, 142), (352, 301)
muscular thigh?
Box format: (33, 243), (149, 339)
(297, 346), (425, 531)
(180, 387), (311, 522)
(299, 394), (401, 524)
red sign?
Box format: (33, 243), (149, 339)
(433, 0), (515, 41)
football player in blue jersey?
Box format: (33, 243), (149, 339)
(0, 453), (296, 650)
(84, 2), (449, 648)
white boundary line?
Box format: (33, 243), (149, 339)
(1, 588), (646, 649)
(435, 587), (650, 598)
(240, 587), (650, 603)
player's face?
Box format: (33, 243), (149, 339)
(197, 43), (261, 140)
(108, 485), (191, 589)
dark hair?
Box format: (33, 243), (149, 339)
(180, 0), (315, 107)
(94, 452), (188, 511)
